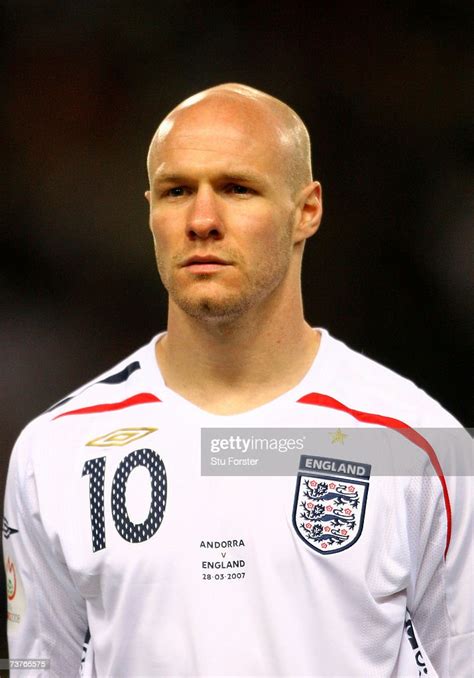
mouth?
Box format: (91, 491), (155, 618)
(181, 255), (231, 273)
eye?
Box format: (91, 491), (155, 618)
(227, 184), (253, 196)
(166, 186), (187, 198)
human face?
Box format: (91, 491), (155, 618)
(146, 99), (300, 322)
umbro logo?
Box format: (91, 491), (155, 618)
(3, 517), (19, 539)
(86, 427), (157, 447)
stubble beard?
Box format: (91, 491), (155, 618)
(156, 228), (294, 324)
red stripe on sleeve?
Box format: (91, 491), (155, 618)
(298, 392), (452, 557)
(53, 393), (161, 419)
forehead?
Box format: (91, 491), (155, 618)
(149, 97), (287, 178)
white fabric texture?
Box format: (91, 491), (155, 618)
(3, 329), (472, 677)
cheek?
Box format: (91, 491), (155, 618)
(237, 207), (281, 238)
(244, 215), (293, 256)
(149, 218), (174, 252)
(149, 225), (173, 277)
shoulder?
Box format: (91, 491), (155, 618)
(9, 334), (162, 470)
(312, 329), (461, 427)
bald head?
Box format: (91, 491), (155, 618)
(147, 83), (312, 196)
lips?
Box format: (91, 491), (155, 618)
(182, 255), (229, 267)
(180, 255), (232, 274)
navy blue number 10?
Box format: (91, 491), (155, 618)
(82, 448), (167, 552)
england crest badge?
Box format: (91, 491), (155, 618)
(292, 455), (371, 555)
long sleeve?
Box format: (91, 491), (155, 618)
(3, 428), (88, 678)
(407, 428), (473, 677)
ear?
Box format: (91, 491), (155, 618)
(144, 190), (155, 237)
(293, 181), (322, 244)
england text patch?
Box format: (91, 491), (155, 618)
(293, 455), (370, 554)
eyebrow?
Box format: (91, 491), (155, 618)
(152, 170), (266, 187)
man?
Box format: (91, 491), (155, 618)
(3, 84), (472, 677)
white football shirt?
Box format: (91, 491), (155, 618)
(3, 329), (473, 677)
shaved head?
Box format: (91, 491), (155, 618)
(147, 83), (312, 196)
(145, 82), (322, 325)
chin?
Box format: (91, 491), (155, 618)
(174, 292), (252, 322)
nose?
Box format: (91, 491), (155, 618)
(186, 185), (224, 241)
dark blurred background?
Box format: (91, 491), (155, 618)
(1, 1), (473, 666)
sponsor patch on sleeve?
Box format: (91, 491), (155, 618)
(4, 553), (27, 631)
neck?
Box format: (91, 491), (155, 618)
(155, 284), (321, 414)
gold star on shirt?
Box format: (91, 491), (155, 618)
(330, 429), (348, 445)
